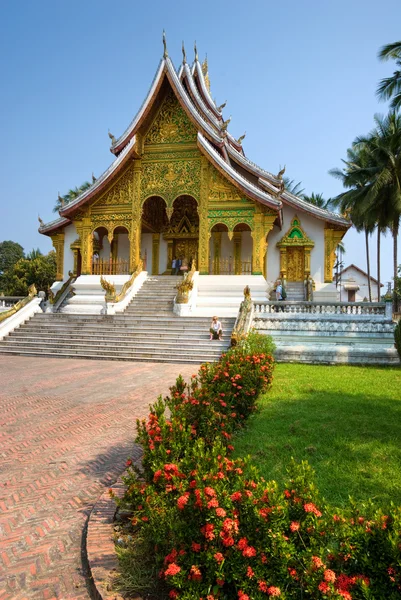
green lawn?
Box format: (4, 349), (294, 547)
(233, 363), (401, 508)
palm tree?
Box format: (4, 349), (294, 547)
(353, 113), (401, 309)
(377, 41), (401, 112)
(330, 146), (376, 301)
(26, 248), (43, 260)
(302, 192), (332, 210)
(53, 181), (91, 213)
(283, 177), (304, 197)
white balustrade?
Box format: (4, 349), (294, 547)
(253, 301), (387, 318)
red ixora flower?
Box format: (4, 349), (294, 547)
(304, 502), (322, 517)
(267, 587), (281, 597)
(191, 541), (201, 552)
(216, 507), (226, 517)
(177, 493), (190, 510)
(214, 552), (224, 563)
(290, 521), (300, 532)
(238, 592), (250, 600)
(189, 565), (202, 581)
(318, 581), (330, 594)
(165, 562), (181, 577)
(324, 569), (336, 583)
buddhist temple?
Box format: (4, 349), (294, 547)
(39, 38), (350, 301)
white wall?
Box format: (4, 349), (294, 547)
(159, 236), (168, 274)
(63, 223), (78, 280)
(266, 206), (326, 285)
(339, 265), (382, 302)
(99, 236), (111, 259)
(241, 231), (252, 264)
(118, 233), (130, 261)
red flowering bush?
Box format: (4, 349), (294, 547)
(117, 332), (401, 599)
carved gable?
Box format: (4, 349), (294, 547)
(145, 90), (197, 145)
(208, 168), (244, 202)
(91, 165), (134, 212)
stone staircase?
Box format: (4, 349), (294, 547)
(0, 276), (235, 364)
(285, 282), (305, 301)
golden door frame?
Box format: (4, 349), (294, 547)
(276, 216), (315, 282)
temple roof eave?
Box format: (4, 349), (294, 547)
(192, 59), (222, 119)
(39, 216), (71, 236)
(280, 190), (351, 228)
(197, 133), (283, 213)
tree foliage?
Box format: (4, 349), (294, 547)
(1, 251), (56, 296)
(53, 181), (91, 213)
(377, 41), (401, 112)
(0, 240), (24, 275)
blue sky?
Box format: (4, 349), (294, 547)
(1, 0), (400, 285)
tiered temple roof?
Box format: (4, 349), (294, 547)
(39, 40), (350, 235)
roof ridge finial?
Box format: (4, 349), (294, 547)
(182, 41), (186, 64)
(58, 191), (64, 207)
(163, 30), (168, 58)
(194, 41), (198, 62)
(217, 100), (227, 112)
(92, 172), (97, 183)
(108, 129), (116, 144)
(237, 132), (246, 144)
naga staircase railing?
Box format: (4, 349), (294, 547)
(176, 260), (196, 304)
(231, 286), (254, 346)
(100, 260), (143, 303)
(48, 275), (76, 311)
(0, 284), (38, 323)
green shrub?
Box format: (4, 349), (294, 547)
(116, 331), (401, 599)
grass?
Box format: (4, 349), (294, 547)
(233, 363), (401, 508)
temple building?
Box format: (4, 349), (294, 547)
(39, 40), (350, 300)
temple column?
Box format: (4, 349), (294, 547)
(130, 160), (142, 271)
(80, 218), (93, 275)
(279, 248), (287, 281)
(212, 232), (222, 275)
(304, 247), (312, 278)
(324, 228), (343, 283)
(51, 232), (65, 281)
(233, 232), (242, 275)
(198, 158), (210, 274)
(263, 216), (276, 280)
(152, 234), (160, 275)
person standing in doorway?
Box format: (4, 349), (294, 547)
(171, 257), (177, 275)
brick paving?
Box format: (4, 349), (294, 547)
(0, 356), (198, 600)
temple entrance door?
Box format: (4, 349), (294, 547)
(174, 239), (198, 267)
(287, 247), (305, 281)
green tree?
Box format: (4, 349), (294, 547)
(0, 240), (24, 275)
(26, 248), (43, 260)
(330, 145), (376, 301)
(53, 181), (91, 213)
(353, 113), (401, 309)
(1, 251), (56, 296)
(377, 41), (401, 112)
(302, 192), (332, 209)
(283, 176), (304, 196)
(0, 241), (25, 292)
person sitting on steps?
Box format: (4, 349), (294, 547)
(210, 316), (223, 340)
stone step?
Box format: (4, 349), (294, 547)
(0, 347), (220, 363)
(1, 339), (229, 352)
(7, 334), (230, 346)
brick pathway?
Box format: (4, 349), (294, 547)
(0, 356), (197, 600)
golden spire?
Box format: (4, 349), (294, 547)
(163, 30), (168, 58)
(182, 41), (186, 64)
(194, 41), (198, 62)
(201, 55), (211, 92)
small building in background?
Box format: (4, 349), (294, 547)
(336, 264), (383, 302)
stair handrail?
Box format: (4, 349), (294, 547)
(0, 284), (38, 324)
(100, 260), (143, 303)
(231, 285), (254, 346)
(48, 274), (76, 311)
(175, 259), (196, 304)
